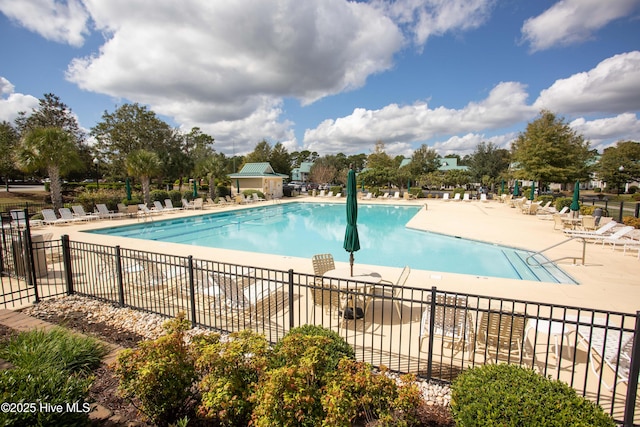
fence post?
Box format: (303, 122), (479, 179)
(188, 256), (197, 328)
(618, 201), (624, 223)
(23, 211), (39, 303)
(288, 269), (295, 330)
(623, 311), (640, 427)
(426, 286), (437, 380)
(61, 235), (74, 295)
(115, 246), (124, 307)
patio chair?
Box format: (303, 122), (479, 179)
(72, 205), (99, 221)
(419, 295), (471, 353)
(312, 253), (335, 277)
(41, 208), (69, 226)
(471, 310), (527, 361)
(576, 320), (635, 390)
(59, 207), (88, 223)
(363, 265), (409, 320)
(181, 198), (195, 209)
(310, 281), (349, 333)
(442, 193), (450, 201)
(164, 199), (181, 211)
(96, 204), (125, 219)
(252, 193), (265, 202)
(462, 193), (470, 202)
(452, 193), (461, 202)
(10, 209), (43, 228)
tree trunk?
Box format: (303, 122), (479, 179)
(142, 177), (151, 206)
(48, 166), (62, 211)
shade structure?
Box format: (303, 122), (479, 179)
(529, 181), (535, 200)
(192, 180), (198, 198)
(343, 167), (360, 276)
(125, 177), (132, 201)
(513, 180), (520, 196)
(570, 181), (580, 212)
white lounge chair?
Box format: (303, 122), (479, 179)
(96, 204), (125, 219)
(577, 320), (635, 390)
(72, 205), (99, 221)
(58, 207), (88, 223)
(10, 209), (43, 228)
(452, 193), (461, 202)
(442, 193), (450, 201)
(164, 199), (181, 211)
(480, 193), (488, 202)
(181, 198), (196, 210)
(563, 220), (618, 237)
(463, 193), (470, 202)
(392, 191), (400, 200)
(41, 209), (69, 226)
(252, 193), (265, 202)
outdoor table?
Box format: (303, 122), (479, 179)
(323, 267), (382, 319)
(526, 319), (575, 372)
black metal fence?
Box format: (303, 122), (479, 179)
(1, 220), (639, 425)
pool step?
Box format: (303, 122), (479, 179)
(503, 250), (576, 284)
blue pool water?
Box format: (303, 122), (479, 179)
(86, 202), (576, 283)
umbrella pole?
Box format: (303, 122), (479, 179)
(349, 252), (354, 276)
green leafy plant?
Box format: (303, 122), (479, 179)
(195, 330), (271, 427)
(0, 327), (107, 374)
(0, 327), (106, 427)
(451, 364), (615, 427)
(115, 314), (197, 426)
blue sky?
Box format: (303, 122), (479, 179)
(1, 0), (639, 158)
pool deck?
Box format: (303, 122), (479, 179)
(38, 195), (639, 314)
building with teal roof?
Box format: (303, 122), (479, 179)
(228, 162), (288, 199)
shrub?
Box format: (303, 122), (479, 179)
(270, 325), (354, 370)
(331, 185), (343, 195)
(594, 187), (602, 193)
(451, 364), (615, 426)
(150, 189), (169, 203)
(536, 195), (554, 205)
(629, 185), (637, 194)
(554, 196), (574, 212)
(453, 187), (466, 198)
(167, 189), (182, 205)
(581, 205), (595, 216)
(242, 189), (266, 199)
(115, 314), (197, 426)
(409, 188), (423, 198)
(195, 330), (271, 427)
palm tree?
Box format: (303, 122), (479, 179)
(196, 154), (227, 199)
(126, 149), (161, 206)
(17, 127), (82, 210)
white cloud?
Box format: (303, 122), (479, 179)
(303, 81), (533, 155)
(64, 0), (402, 153)
(521, 0), (639, 52)
(371, 0), (495, 47)
(570, 113), (640, 151)
(0, 0), (90, 47)
(431, 132), (517, 157)
(534, 51), (640, 115)
(0, 77), (39, 123)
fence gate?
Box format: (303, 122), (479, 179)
(0, 211), (39, 308)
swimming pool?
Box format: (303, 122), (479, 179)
(86, 202), (576, 283)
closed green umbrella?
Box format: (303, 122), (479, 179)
(125, 177), (132, 201)
(529, 181), (535, 200)
(343, 166), (360, 277)
(570, 181), (580, 213)
(513, 180), (520, 196)
(192, 180), (198, 198)
(501, 179), (505, 195)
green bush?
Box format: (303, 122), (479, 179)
(409, 188), (423, 198)
(195, 330), (271, 427)
(453, 187), (466, 198)
(451, 364), (615, 427)
(622, 216), (640, 229)
(594, 187), (602, 193)
(271, 325), (354, 370)
(554, 196), (574, 212)
(115, 314), (197, 426)
(330, 185), (343, 195)
(168, 189), (182, 205)
(242, 189), (266, 199)
(536, 195), (554, 205)
(150, 189), (169, 203)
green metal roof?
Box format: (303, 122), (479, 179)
(228, 162), (288, 178)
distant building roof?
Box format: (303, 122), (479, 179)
(399, 158), (411, 168)
(439, 158), (469, 171)
(228, 162), (289, 178)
